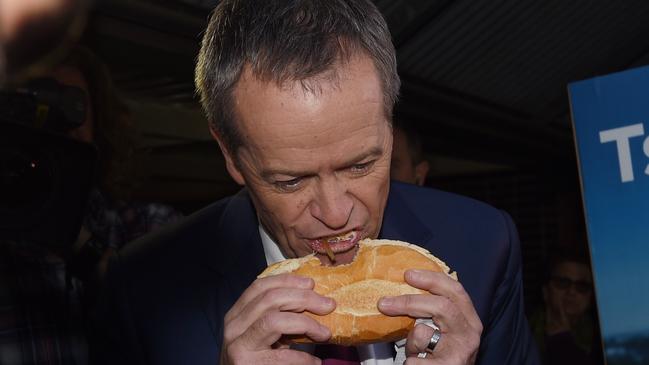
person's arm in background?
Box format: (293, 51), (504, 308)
(0, 0), (69, 40)
(0, 0), (88, 84)
(476, 211), (541, 365)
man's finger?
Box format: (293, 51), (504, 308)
(226, 274), (314, 323)
(404, 323), (436, 358)
(404, 357), (438, 365)
(378, 294), (462, 331)
(226, 287), (335, 342)
(240, 311), (331, 350)
(404, 270), (482, 330)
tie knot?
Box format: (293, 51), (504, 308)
(315, 344), (360, 365)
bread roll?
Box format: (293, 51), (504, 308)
(258, 238), (457, 345)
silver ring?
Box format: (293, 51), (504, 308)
(427, 328), (442, 352)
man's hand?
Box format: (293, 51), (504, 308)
(220, 274), (336, 365)
(378, 270), (483, 364)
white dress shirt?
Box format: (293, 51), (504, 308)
(258, 225), (408, 365)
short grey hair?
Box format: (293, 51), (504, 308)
(195, 0), (400, 154)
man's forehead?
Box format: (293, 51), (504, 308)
(240, 61), (345, 93)
(234, 56), (383, 122)
(255, 144), (386, 176)
(235, 59), (363, 102)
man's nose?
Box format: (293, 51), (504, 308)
(309, 178), (353, 229)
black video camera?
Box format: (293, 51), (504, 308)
(0, 78), (87, 133)
(0, 78), (97, 255)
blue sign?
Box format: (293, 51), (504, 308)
(570, 65), (649, 364)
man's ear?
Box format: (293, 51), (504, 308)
(209, 127), (245, 186)
(414, 160), (430, 186)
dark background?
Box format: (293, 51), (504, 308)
(80, 0), (649, 312)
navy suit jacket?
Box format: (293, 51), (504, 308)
(98, 182), (540, 364)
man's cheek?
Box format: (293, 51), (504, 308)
(268, 196), (309, 223)
(293, 197), (309, 212)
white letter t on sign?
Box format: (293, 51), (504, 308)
(599, 123), (644, 182)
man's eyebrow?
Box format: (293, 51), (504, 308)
(340, 146), (384, 166)
(261, 168), (313, 180)
(261, 146), (384, 179)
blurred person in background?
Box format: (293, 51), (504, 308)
(0, 0), (87, 85)
(529, 247), (604, 365)
(390, 120), (429, 186)
(0, 45), (181, 365)
(53, 46), (183, 277)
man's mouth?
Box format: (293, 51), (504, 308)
(309, 230), (361, 256)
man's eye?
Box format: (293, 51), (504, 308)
(274, 177), (302, 191)
(350, 161), (373, 174)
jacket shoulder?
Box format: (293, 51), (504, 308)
(391, 182), (508, 230)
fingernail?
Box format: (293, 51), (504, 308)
(407, 269), (424, 280)
(323, 297), (335, 307)
(379, 297), (394, 307)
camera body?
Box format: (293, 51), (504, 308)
(0, 79), (96, 255)
(0, 78), (87, 133)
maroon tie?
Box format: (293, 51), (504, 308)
(315, 344), (360, 365)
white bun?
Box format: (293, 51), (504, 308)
(258, 238), (457, 345)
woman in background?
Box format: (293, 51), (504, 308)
(0, 46), (181, 365)
(530, 249), (604, 365)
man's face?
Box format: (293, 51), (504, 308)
(545, 261), (593, 317)
(390, 127), (417, 185)
(391, 127), (429, 186)
(220, 54), (392, 265)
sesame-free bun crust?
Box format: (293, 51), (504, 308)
(258, 239), (457, 345)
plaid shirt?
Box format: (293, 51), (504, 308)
(0, 191), (181, 365)
(84, 190), (183, 250)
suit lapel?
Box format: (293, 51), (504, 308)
(206, 189), (266, 287)
(200, 189), (266, 343)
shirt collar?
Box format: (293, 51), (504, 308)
(259, 224), (287, 265)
